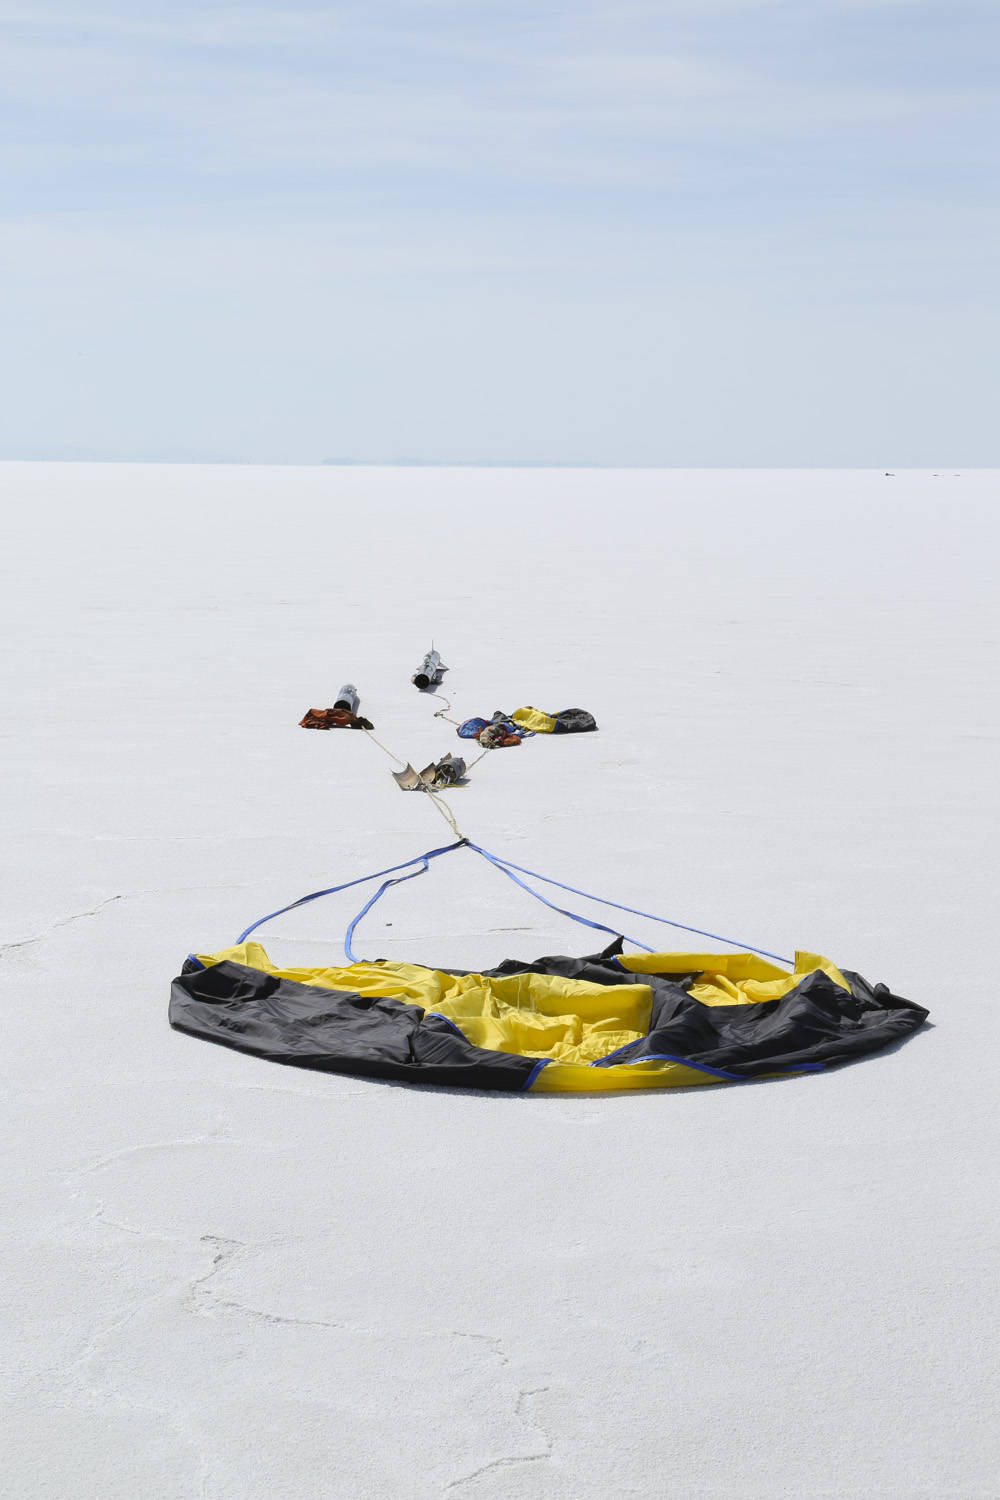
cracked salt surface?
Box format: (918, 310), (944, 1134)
(444, 1389), (554, 1494)
(0, 894), (123, 953)
(3, 464), (998, 1498)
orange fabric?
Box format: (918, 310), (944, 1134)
(299, 707), (372, 730)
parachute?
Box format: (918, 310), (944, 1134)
(510, 706), (597, 734)
(169, 841), (928, 1092)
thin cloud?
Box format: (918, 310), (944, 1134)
(1, 2), (992, 205)
(0, 0), (996, 462)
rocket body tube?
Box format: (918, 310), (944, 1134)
(412, 650), (447, 689)
(333, 683), (359, 713)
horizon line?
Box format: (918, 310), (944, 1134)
(0, 457), (983, 471)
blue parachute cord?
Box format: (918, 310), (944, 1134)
(470, 844), (792, 966)
(233, 834), (791, 967)
(468, 843), (655, 952)
(234, 838), (467, 945)
(343, 859), (436, 962)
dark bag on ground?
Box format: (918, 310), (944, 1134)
(552, 709), (597, 733)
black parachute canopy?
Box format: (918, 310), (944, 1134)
(170, 938), (928, 1093)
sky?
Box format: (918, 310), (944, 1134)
(1, 0), (997, 465)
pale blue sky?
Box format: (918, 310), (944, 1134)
(2, 1), (997, 463)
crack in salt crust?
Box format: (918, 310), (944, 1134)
(444, 1387), (555, 1493)
(0, 894), (122, 952)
